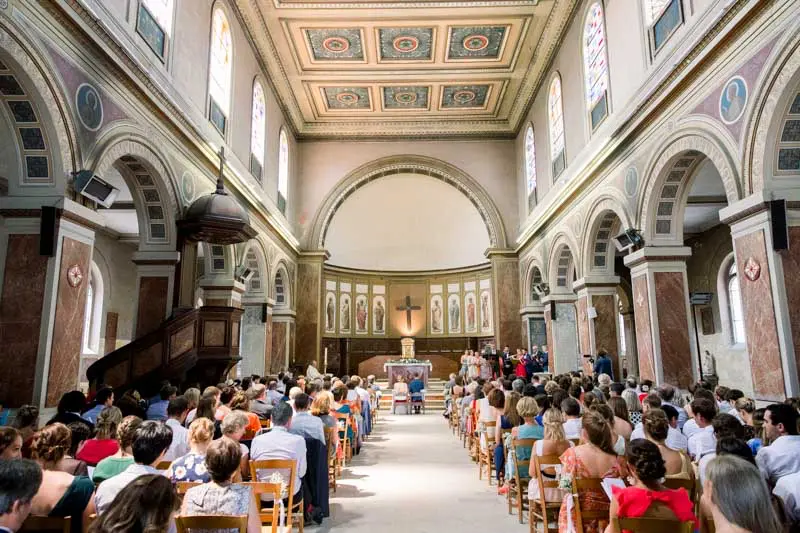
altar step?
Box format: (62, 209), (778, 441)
(375, 378), (447, 411)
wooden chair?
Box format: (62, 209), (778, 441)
(244, 428), (257, 440)
(249, 459), (304, 532)
(664, 476), (697, 505)
(569, 438), (581, 447)
(260, 419), (271, 430)
(238, 482), (282, 533)
(392, 391), (410, 414)
(20, 516), (71, 533)
(175, 515), (247, 533)
(333, 411), (350, 469)
(614, 516), (694, 533)
(529, 453), (562, 533)
(176, 481), (202, 495)
(572, 478), (612, 533)
(409, 390), (426, 414)
(478, 420), (497, 484)
(324, 426), (337, 493)
(155, 460), (172, 471)
(507, 438), (536, 524)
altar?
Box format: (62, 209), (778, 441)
(383, 361), (433, 389)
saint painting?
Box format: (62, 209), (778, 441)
(373, 296), (386, 334)
(719, 76), (747, 124)
(465, 292), (477, 333)
(325, 292), (336, 333)
(340, 294), (351, 332)
(355, 295), (368, 334)
(448, 294), (461, 334)
(430, 295), (443, 334)
(480, 290), (492, 333)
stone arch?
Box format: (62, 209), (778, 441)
(547, 232), (580, 293)
(306, 155), (508, 250)
(743, 30), (800, 193)
(200, 242), (236, 278)
(0, 21), (78, 188)
(638, 124), (740, 243)
(523, 259), (546, 305)
(239, 239), (269, 302)
(272, 259), (291, 309)
(581, 195), (633, 276)
(87, 132), (180, 251)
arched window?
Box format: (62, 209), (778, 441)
(250, 81), (266, 181)
(82, 262), (104, 354)
(525, 124), (537, 209)
(583, 3), (609, 130)
(727, 262), (746, 344)
(208, 8), (233, 134)
(137, 0), (175, 59)
(548, 75), (566, 178)
(275, 270), (287, 307)
(277, 129), (289, 214)
(644, 0), (683, 54)
(529, 267), (543, 303)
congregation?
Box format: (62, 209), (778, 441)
(0, 370), (381, 533)
(446, 353), (800, 532)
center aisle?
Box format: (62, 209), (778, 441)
(319, 413), (525, 533)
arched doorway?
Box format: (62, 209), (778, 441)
(546, 238), (581, 374)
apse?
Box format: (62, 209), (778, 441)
(324, 173), (491, 271)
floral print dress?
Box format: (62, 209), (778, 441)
(166, 452), (211, 483)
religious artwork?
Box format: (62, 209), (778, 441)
(136, 2), (167, 58)
(180, 171), (196, 203)
(325, 292), (336, 334)
(448, 294), (461, 334)
(624, 166), (638, 197)
(323, 87), (371, 110)
(378, 27), (434, 61)
(340, 293), (351, 333)
(719, 76), (747, 124)
(355, 295), (368, 334)
(583, 3), (609, 130)
(447, 26), (507, 59)
(67, 264), (83, 288)
(382, 86), (429, 110)
(480, 290), (492, 333)
(373, 295), (386, 334)
(744, 257), (761, 281)
(464, 292), (477, 333)
(430, 295), (443, 334)
(306, 28), (364, 61)
(441, 84), (489, 109)
(75, 83), (103, 131)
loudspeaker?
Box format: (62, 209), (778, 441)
(261, 303), (269, 323)
(39, 206), (57, 256)
(771, 199), (789, 251)
(550, 300), (557, 321)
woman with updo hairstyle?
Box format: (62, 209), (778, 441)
(558, 411), (628, 533)
(93, 415), (142, 483)
(608, 396), (633, 441)
(12, 404), (39, 456)
(735, 397), (757, 440)
(527, 408), (573, 505)
(31, 422), (87, 476)
(166, 417), (214, 483)
(606, 439), (698, 532)
(642, 408), (692, 479)
(76, 406), (122, 466)
(589, 403), (626, 455)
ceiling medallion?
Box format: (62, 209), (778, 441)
(336, 92), (360, 105)
(67, 264), (84, 288)
(453, 90), (477, 104)
(392, 36), (420, 53)
(394, 91), (418, 105)
(462, 34), (489, 52)
(744, 257), (761, 282)
(322, 37), (350, 54)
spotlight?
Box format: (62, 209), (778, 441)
(533, 283), (550, 297)
(235, 265), (254, 283)
(612, 228), (644, 252)
(72, 170), (119, 208)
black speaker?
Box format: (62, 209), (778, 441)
(771, 199), (789, 251)
(39, 206), (57, 256)
(550, 300), (557, 321)
(261, 303), (269, 323)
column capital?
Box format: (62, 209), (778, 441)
(623, 246), (691, 269)
(298, 249), (330, 262)
(574, 275), (620, 293)
(543, 293), (577, 304)
(485, 248), (517, 260)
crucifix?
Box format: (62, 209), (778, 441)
(396, 295), (422, 331)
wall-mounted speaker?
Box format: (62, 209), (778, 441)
(261, 303), (269, 323)
(550, 300), (557, 321)
(39, 206), (57, 257)
(771, 199), (789, 251)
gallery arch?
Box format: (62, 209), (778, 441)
(544, 238), (580, 375)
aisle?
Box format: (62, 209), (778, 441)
(319, 413), (525, 533)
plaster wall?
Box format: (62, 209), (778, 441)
(90, 233), (138, 354)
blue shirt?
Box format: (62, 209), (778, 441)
(409, 379), (424, 394)
(593, 356), (613, 379)
(83, 404), (105, 424)
(146, 400), (169, 421)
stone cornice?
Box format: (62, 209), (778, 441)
(323, 263), (492, 278)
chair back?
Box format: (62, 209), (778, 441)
(175, 515), (247, 533)
(484, 420), (497, 446)
(20, 516), (71, 533)
(569, 438), (581, 446)
(238, 482), (282, 532)
(532, 453), (561, 501)
(155, 460), (172, 471)
(176, 481), (202, 495)
(663, 476), (697, 504)
(249, 459), (297, 502)
(572, 478), (613, 532)
(615, 516), (694, 533)
(510, 438), (537, 481)
(259, 419), (271, 430)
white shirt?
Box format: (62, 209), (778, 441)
(164, 418), (189, 461)
(687, 425), (716, 460)
(662, 401), (688, 430)
(756, 435), (800, 487)
(563, 418), (582, 439)
(698, 452), (716, 485)
(306, 365), (321, 380)
(630, 423), (687, 452)
(95, 464), (159, 514)
(773, 471), (800, 521)
(682, 418), (701, 439)
(250, 426), (307, 492)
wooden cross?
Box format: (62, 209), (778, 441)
(396, 295), (421, 331)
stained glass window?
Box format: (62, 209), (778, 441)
(728, 262), (746, 344)
(209, 9), (233, 118)
(278, 129), (289, 213)
(584, 3), (609, 129)
(250, 81), (266, 178)
(141, 0), (174, 36)
(525, 125), (536, 197)
(548, 75), (566, 177)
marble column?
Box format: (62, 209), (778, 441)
(624, 247), (696, 389)
(488, 249), (522, 350)
(133, 251), (179, 337)
(544, 294), (580, 374)
(575, 277), (623, 380)
(271, 318), (289, 373)
(240, 302), (268, 376)
(721, 195), (799, 400)
(295, 250), (328, 367)
(621, 310), (639, 378)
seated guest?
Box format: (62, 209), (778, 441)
(89, 474), (178, 533)
(249, 384), (272, 421)
(408, 373), (425, 414)
(714, 386), (732, 413)
(686, 397), (717, 461)
(146, 385), (177, 421)
(697, 413), (745, 483)
(183, 388), (201, 424)
(590, 404), (625, 455)
(641, 409), (691, 479)
(621, 389), (642, 425)
(290, 393), (325, 444)
(221, 411), (251, 480)
(502, 396), (544, 491)
(195, 396), (223, 439)
(0, 459), (43, 533)
(182, 437), (261, 533)
(558, 411), (628, 532)
(266, 381), (284, 407)
(82, 387), (114, 425)
(561, 398), (583, 439)
(773, 470), (800, 523)
(311, 392), (339, 452)
(0, 427), (22, 459)
(47, 391), (93, 431)
(30, 425), (95, 532)
(756, 402), (800, 488)
(186, 386), (219, 426)
(608, 397), (632, 441)
(527, 408), (572, 504)
(215, 387), (236, 421)
(12, 405), (39, 457)
(166, 417), (213, 484)
(250, 402), (306, 503)
(93, 416), (142, 483)
(494, 391), (521, 487)
(116, 390), (146, 420)
(682, 388), (716, 439)
(229, 392), (261, 436)
(714, 436), (755, 465)
(747, 407), (766, 456)
(95, 420), (173, 514)
(393, 376), (409, 395)
(606, 439), (697, 532)
(702, 455), (782, 532)
(76, 407), (122, 466)
(656, 384), (688, 430)
(163, 397), (190, 461)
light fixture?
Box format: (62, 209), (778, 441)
(533, 283), (550, 297)
(612, 228), (644, 252)
(234, 265), (254, 283)
(72, 170), (119, 208)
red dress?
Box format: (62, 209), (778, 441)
(75, 439), (119, 466)
(611, 485), (699, 533)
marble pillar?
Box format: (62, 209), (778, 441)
(271, 319), (289, 373)
(575, 278), (623, 380)
(133, 253), (178, 337)
(624, 247), (696, 389)
(263, 301), (274, 375)
(295, 251), (327, 367)
(621, 310), (639, 378)
(488, 250), (522, 350)
(545, 295), (580, 374)
(240, 303), (267, 376)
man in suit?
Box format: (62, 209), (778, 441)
(593, 350), (613, 380)
(500, 346), (513, 378)
(0, 460), (42, 533)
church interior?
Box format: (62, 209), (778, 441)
(1, 0), (800, 531)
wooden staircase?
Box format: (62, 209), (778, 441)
(376, 378), (447, 412)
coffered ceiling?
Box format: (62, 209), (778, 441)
(232, 0), (578, 139)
